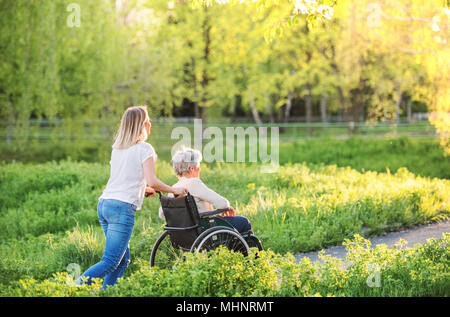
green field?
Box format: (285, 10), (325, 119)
(279, 136), (450, 179)
(0, 136), (449, 296)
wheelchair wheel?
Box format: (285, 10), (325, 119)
(191, 227), (250, 256)
(245, 235), (263, 251)
(150, 231), (186, 268)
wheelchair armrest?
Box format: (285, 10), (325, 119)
(164, 224), (200, 231)
(199, 208), (231, 218)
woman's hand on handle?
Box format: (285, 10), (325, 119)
(145, 186), (156, 198)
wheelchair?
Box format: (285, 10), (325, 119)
(150, 191), (263, 268)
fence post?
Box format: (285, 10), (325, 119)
(349, 121), (355, 135)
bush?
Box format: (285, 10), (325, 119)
(4, 234), (449, 297)
(0, 158), (448, 289)
(0, 161), (450, 285)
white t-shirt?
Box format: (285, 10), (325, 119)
(100, 142), (156, 210)
(158, 177), (230, 220)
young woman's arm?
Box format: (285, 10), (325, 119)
(143, 157), (187, 196)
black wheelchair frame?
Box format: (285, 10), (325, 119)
(150, 191), (263, 267)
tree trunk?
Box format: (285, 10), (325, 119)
(249, 93), (263, 124)
(320, 92), (327, 131)
(352, 105), (360, 134)
(199, 104), (206, 122)
(265, 93), (274, 123)
(194, 103), (200, 119)
(338, 86), (348, 122)
(407, 98), (412, 123)
(242, 63), (262, 124)
(192, 57), (200, 118)
(187, 39), (200, 119)
(283, 69), (296, 126)
(395, 91), (403, 124)
(305, 83), (313, 137)
(284, 90), (293, 124)
(200, 4), (211, 123)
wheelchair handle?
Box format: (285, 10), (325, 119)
(150, 190), (189, 198)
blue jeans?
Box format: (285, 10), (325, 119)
(75, 199), (136, 289)
(217, 215), (252, 234)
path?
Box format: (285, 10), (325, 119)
(294, 220), (450, 264)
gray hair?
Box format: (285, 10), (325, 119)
(172, 146), (202, 176)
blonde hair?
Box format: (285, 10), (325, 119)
(112, 106), (150, 149)
(172, 146), (202, 177)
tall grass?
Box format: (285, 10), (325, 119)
(1, 136), (449, 179)
(0, 158), (448, 290)
(279, 136), (450, 179)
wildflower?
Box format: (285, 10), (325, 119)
(317, 4), (334, 20)
(294, 1), (310, 15)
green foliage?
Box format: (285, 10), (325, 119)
(4, 234), (449, 297)
(0, 161), (108, 238)
(279, 136), (450, 179)
(0, 225), (104, 285)
(1, 0), (446, 125)
(0, 156), (448, 292)
(0, 0), (181, 121)
(2, 134), (448, 180)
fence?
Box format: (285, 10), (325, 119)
(0, 119), (438, 163)
(0, 118), (437, 143)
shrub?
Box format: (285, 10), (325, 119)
(0, 159), (448, 288)
(4, 234), (449, 297)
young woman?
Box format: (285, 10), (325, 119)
(75, 106), (187, 289)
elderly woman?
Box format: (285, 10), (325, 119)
(158, 146), (252, 234)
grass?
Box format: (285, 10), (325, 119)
(0, 156), (448, 294)
(2, 135), (448, 179)
(0, 135), (449, 296)
(279, 136), (450, 179)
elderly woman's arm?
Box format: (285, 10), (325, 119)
(189, 178), (230, 210)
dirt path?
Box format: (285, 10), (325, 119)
(294, 220), (450, 264)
